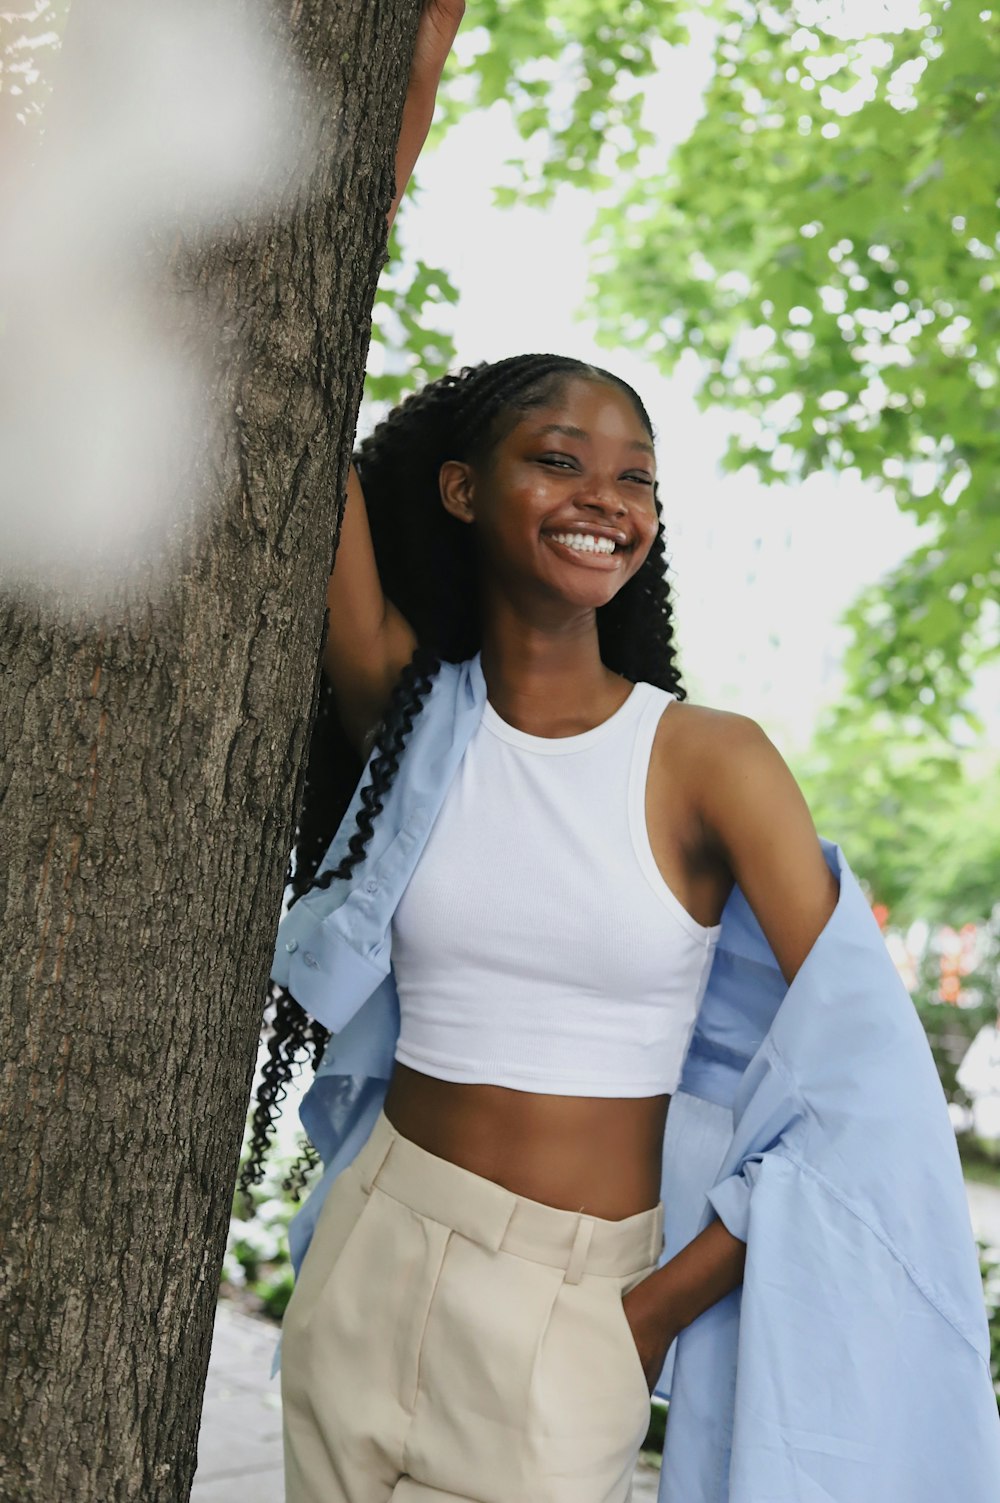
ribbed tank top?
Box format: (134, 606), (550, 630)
(390, 680), (722, 1097)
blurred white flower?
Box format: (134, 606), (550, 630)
(0, 0), (315, 614)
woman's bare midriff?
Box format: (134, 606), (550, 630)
(382, 1061), (671, 1221)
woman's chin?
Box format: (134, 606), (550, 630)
(541, 577), (629, 612)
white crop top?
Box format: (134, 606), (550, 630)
(390, 680), (722, 1097)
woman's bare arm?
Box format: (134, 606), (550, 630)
(696, 713), (840, 984)
(322, 3), (465, 754)
(322, 464), (418, 757)
(387, 1), (466, 234)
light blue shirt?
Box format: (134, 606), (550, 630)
(270, 653), (1000, 1500)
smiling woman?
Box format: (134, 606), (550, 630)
(436, 378), (661, 612)
(250, 337), (844, 1500)
(249, 354), (729, 1500)
(233, 3), (999, 1502)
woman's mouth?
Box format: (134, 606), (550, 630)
(541, 530), (630, 566)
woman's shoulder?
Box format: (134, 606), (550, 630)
(650, 692), (803, 822)
(646, 692), (790, 834)
(654, 689), (773, 763)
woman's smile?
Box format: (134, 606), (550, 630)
(540, 531), (632, 569)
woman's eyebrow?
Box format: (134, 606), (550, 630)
(532, 422), (655, 458)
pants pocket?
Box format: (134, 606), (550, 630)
(606, 1265), (658, 1414)
(281, 1161), (370, 1340)
(526, 1265), (656, 1495)
(531, 1266), (654, 1436)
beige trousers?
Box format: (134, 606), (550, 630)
(280, 1108), (665, 1503)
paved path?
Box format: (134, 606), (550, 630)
(193, 1181), (1000, 1501)
(191, 1302), (285, 1503)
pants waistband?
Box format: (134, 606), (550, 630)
(352, 1109), (665, 1284)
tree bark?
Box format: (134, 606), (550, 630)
(0, 1), (420, 1498)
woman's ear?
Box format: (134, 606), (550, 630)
(438, 459), (476, 525)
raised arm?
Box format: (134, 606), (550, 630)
(387, 1), (466, 235)
(322, 2), (465, 756)
(321, 464), (418, 757)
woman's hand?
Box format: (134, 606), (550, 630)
(621, 1274), (682, 1397)
(620, 1218), (750, 1393)
(388, 0), (466, 232)
(410, 0), (467, 85)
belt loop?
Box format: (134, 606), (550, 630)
(492, 1194), (518, 1255)
(651, 1203), (665, 1266)
(565, 1215), (594, 1285)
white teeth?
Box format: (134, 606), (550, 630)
(549, 531), (617, 555)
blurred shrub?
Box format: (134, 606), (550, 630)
(980, 1238), (1000, 1404)
(222, 1138), (299, 1321)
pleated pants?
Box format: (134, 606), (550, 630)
(280, 1108), (665, 1503)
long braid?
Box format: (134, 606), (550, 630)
(238, 356), (687, 1207)
(313, 645), (441, 888)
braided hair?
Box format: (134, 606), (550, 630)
(237, 354), (687, 1207)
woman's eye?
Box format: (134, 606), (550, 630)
(537, 456), (654, 487)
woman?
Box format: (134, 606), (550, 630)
(241, 6), (1000, 1502)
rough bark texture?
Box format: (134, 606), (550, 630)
(0, 1), (420, 1498)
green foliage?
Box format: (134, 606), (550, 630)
(797, 715), (1000, 926)
(369, 0), (686, 403)
(796, 717), (960, 921)
(911, 948), (998, 1114)
(585, 0), (1000, 734)
(433, 1), (691, 203)
(224, 1133), (298, 1321)
(961, 1142), (1000, 1190)
(979, 1239), (1000, 1403)
(909, 773), (1000, 927)
(367, 214), (460, 408)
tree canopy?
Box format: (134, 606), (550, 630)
(587, 0), (999, 747)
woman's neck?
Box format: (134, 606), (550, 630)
(478, 629), (627, 739)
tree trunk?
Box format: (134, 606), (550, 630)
(0, 2), (420, 1498)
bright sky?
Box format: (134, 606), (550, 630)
(367, 17), (924, 758)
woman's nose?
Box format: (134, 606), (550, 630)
(576, 490), (627, 517)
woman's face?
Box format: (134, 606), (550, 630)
(440, 376), (660, 615)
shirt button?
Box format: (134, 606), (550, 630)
(364, 879), (378, 894)
(303, 953), (319, 969)
(285, 939), (299, 953)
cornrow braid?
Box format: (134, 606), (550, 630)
(238, 354), (687, 1206)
